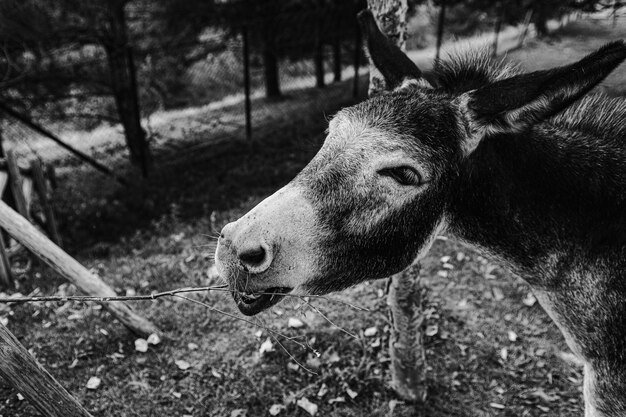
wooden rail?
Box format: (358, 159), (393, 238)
(0, 200), (161, 337)
(0, 322), (93, 417)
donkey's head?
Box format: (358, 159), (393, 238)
(216, 10), (626, 315)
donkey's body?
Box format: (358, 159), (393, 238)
(216, 11), (626, 416)
(444, 64), (626, 414)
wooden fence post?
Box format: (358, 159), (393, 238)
(0, 201), (161, 337)
(0, 322), (93, 417)
(6, 150), (29, 220)
(0, 172), (13, 287)
(30, 159), (62, 246)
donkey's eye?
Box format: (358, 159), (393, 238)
(378, 167), (422, 186)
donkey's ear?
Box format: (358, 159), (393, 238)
(457, 41), (626, 154)
(357, 9), (430, 91)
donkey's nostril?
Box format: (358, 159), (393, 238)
(239, 247), (265, 266)
(237, 243), (272, 273)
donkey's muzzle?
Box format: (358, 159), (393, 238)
(214, 184), (318, 314)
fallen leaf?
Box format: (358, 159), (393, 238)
(0, 317), (8, 326)
(207, 265), (220, 281)
(269, 404), (285, 416)
(134, 338), (148, 353)
(211, 369), (222, 378)
(287, 363), (300, 372)
(326, 351), (340, 363)
(364, 327), (377, 337)
(328, 397), (345, 404)
(440, 256), (451, 263)
(306, 356), (321, 368)
(175, 359), (191, 370)
(437, 270), (448, 278)
(86, 376), (101, 390)
(345, 387), (358, 399)
(172, 392), (182, 399)
(230, 409), (247, 417)
(188, 342), (199, 350)
(523, 293), (537, 307)
(500, 347), (508, 361)
(288, 317), (305, 328)
(147, 333), (161, 345)
(508, 331), (518, 342)
(317, 384), (328, 397)
(492, 287), (505, 301)
(425, 325), (438, 337)
(16, 393), (24, 401)
(456, 252), (465, 262)
(389, 399), (403, 412)
(259, 338), (274, 355)
(530, 388), (559, 402)
(296, 397), (318, 416)
(489, 402), (505, 409)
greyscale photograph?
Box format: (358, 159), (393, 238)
(0, 0), (625, 416)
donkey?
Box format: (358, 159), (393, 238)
(215, 10), (626, 416)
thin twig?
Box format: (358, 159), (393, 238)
(175, 294), (311, 353)
(301, 298), (359, 340)
(0, 286), (369, 311)
(0, 285), (229, 303)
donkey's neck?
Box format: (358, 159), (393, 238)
(448, 122), (626, 281)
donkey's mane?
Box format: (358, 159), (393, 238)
(436, 46), (626, 140)
(434, 46), (520, 93)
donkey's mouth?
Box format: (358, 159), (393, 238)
(233, 287), (292, 316)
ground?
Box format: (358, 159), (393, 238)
(1, 16), (626, 417)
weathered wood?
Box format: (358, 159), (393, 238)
(46, 164), (58, 190)
(366, 0), (427, 402)
(0, 322), (93, 417)
(0, 172), (13, 288)
(0, 158), (31, 176)
(5, 150), (29, 220)
(31, 159), (62, 246)
(0, 200), (161, 337)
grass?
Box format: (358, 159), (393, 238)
(1, 16), (625, 417)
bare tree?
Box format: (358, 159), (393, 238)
(365, 0), (427, 402)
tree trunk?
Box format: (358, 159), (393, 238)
(104, 0), (151, 177)
(492, 3), (504, 57)
(333, 38), (342, 82)
(532, 1), (549, 37)
(435, 0), (446, 62)
(262, 47), (281, 99)
(314, 42), (325, 88)
(366, 0), (427, 403)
